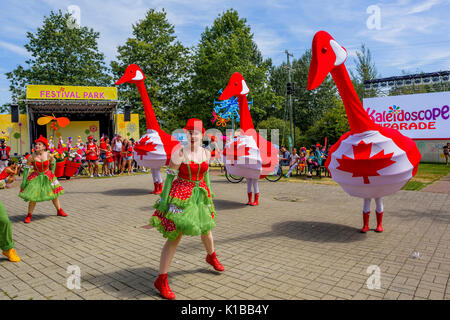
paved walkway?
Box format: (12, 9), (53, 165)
(0, 173), (449, 300)
(422, 174), (450, 195)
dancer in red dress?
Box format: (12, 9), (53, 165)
(150, 119), (224, 300)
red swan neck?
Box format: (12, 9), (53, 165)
(238, 95), (254, 131)
(330, 64), (378, 134)
(135, 80), (161, 131)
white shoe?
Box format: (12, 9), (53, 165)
(90, 175), (94, 178)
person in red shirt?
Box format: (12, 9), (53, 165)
(104, 145), (114, 176)
(0, 139), (11, 172)
(99, 136), (109, 177)
(0, 161), (20, 189)
(86, 136), (99, 178)
(119, 139), (133, 175)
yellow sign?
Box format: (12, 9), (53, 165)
(26, 85), (117, 100)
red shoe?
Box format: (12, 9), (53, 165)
(24, 213), (32, 223)
(149, 182), (158, 194)
(154, 273), (176, 300)
(206, 251), (225, 271)
(360, 211), (370, 233)
(57, 208), (68, 217)
(375, 211), (383, 232)
(155, 182), (163, 195)
(246, 192), (253, 205)
(250, 193), (259, 206)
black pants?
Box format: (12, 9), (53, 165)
(307, 162), (318, 174)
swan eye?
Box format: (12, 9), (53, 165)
(321, 47), (327, 54)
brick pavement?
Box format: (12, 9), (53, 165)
(422, 174), (450, 195)
(0, 172), (449, 300)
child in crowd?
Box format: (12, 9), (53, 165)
(105, 145), (114, 176)
(298, 152), (307, 175)
(306, 145), (321, 178)
(285, 148), (300, 178)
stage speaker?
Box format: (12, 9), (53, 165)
(124, 104), (131, 122)
(11, 103), (19, 122)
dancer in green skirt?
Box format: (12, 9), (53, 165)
(19, 135), (68, 223)
(150, 119), (224, 300)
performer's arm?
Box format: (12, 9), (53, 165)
(49, 154), (56, 174)
(20, 156), (33, 190)
(204, 149), (214, 198)
(156, 149), (183, 212)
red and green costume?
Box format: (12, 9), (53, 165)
(150, 154), (215, 241)
(19, 159), (64, 202)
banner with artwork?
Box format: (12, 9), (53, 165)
(363, 91), (450, 139)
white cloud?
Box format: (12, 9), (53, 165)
(407, 0), (443, 14)
(0, 41), (30, 57)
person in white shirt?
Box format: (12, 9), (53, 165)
(285, 147), (300, 178)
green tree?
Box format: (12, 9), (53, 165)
(270, 50), (338, 133)
(182, 9), (283, 129)
(350, 43), (379, 100)
(5, 10), (111, 113)
(111, 9), (191, 135)
(304, 99), (350, 146)
(256, 116), (302, 147)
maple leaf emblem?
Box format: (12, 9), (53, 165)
(223, 140), (250, 161)
(336, 141), (395, 184)
(134, 136), (157, 160)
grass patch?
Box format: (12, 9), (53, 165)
(402, 163), (450, 191)
(213, 163), (449, 191)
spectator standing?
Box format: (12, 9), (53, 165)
(86, 136), (99, 178)
(99, 136), (109, 176)
(112, 135), (123, 175)
(105, 145), (114, 176)
(119, 139), (133, 175)
(444, 143), (449, 165)
(0, 139), (11, 171)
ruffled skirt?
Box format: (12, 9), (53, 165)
(19, 170), (64, 202)
(150, 178), (215, 241)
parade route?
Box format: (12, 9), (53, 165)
(0, 173), (449, 300)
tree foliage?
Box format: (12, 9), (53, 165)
(110, 9), (191, 134)
(180, 9), (283, 129)
(5, 10), (111, 112)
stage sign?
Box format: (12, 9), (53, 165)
(26, 85), (117, 100)
(363, 91), (450, 139)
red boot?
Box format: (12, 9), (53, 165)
(246, 192), (253, 205)
(375, 212), (383, 232)
(24, 213), (32, 223)
(206, 251), (225, 271)
(149, 182), (158, 194)
(250, 193), (259, 206)
(154, 273), (175, 300)
(360, 212), (370, 233)
(155, 182), (163, 195)
(57, 208), (68, 217)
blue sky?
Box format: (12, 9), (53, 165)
(1, 0), (450, 107)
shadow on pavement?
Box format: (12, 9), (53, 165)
(212, 199), (246, 211)
(83, 266), (221, 299)
(216, 220), (364, 245)
(392, 208), (450, 223)
(9, 214), (52, 224)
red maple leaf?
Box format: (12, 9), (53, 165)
(134, 136), (157, 160)
(336, 141), (395, 184)
(223, 140), (250, 161)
